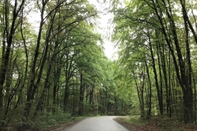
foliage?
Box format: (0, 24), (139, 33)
(112, 0), (197, 124)
(123, 115), (197, 131)
(0, 0), (131, 130)
(3, 0), (197, 130)
(33, 111), (72, 130)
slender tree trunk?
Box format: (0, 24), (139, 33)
(168, 52), (172, 117)
(0, 1), (25, 130)
(182, 5), (193, 123)
(53, 55), (63, 114)
(156, 38), (164, 115)
(179, 0), (197, 43)
(133, 68), (145, 118)
(193, 73), (197, 123)
(0, 0), (25, 110)
(89, 86), (94, 113)
(64, 77), (70, 112)
(145, 60), (152, 119)
(150, 0), (193, 123)
(147, 31), (163, 115)
(79, 73), (84, 115)
(64, 54), (75, 112)
(162, 47), (170, 116)
(22, 3), (45, 122)
(35, 18), (58, 115)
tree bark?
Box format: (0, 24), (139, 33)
(147, 30), (163, 115)
(79, 73), (84, 116)
(145, 60), (152, 119)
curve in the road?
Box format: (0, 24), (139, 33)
(67, 116), (128, 131)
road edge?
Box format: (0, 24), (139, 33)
(113, 117), (137, 131)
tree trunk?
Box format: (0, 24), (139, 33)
(64, 78), (70, 112)
(151, 0), (193, 123)
(79, 73), (84, 116)
(182, 6), (193, 123)
(193, 73), (197, 122)
(0, 0), (25, 109)
(133, 68), (145, 118)
(183, 88), (193, 123)
(179, 0), (197, 43)
(156, 37), (164, 115)
(147, 31), (163, 115)
(145, 60), (152, 119)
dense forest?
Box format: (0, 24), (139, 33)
(0, 0), (197, 131)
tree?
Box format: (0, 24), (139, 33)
(0, 0), (111, 130)
(112, 0), (197, 123)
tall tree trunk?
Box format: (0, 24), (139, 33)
(22, 2), (45, 122)
(182, 5), (193, 123)
(193, 73), (197, 122)
(64, 77), (70, 112)
(151, 0), (193, 123)
(89, 86), (94, 113)
(34, 7), (59, 114)
(0, 0), (25, 110)
(79, 73), (84, 115)
(156, 37), (163, 115)
(145, 60), (152, 119)
(179, 0), (197, 43)
(167, 50), (172, 117)
(64, 54), (75, 112)
(147, 31), (163, 115)
(53, 55), (63, 114)
(133, 68), (145, 118)
(0, 1), (25, 130)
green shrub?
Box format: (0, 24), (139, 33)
(31, 111), (72, 130)
(47, 119), (57, 125)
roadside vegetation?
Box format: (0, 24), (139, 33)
(112, 0), (197, 126)
(116, 116), (197, 131)
(0, 1), (129, 130)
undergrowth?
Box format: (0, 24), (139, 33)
(32, 111), (74, 130)
(122, 115), (197, 131)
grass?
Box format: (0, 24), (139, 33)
(119, 115), (197, 131)
(44, 116), (86, 131)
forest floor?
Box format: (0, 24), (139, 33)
(44, 115), (197, 131)
(44, 118), (84, 131)
(114, 116), (197, 131)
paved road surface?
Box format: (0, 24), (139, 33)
(67, 116), (128, 131)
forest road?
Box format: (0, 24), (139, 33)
(66, 116), (129, 131)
